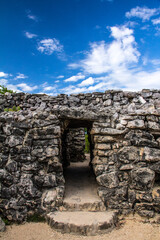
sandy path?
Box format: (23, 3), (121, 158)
(0, 215), (160, 240)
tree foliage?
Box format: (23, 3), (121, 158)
(0, 85), (14, 94)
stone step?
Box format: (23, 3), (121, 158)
(46, 211), (118, 236)
(59, 200), (106, 211)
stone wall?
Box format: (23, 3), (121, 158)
(65, 128), (86, 163)
(0, 89), (160, 221)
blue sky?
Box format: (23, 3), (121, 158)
(0, 0), (160, 95)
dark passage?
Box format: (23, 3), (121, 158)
(60, 119), (105, 211)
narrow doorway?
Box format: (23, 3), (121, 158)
(61, 119), (105, 211)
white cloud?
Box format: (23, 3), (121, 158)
(78, 77), (94, 87)
(64, 73), (85, 82)
(152, 17), (160, 25)
(69, 26), (140, 75)
(141, 25), (150, 30)
(0, 78), (8, 86)
(43, 86), (56, 91)
(14, 73), (28, 80)
(17, 83), (37, 92)
(0, 72), (8, 78)
(66, 23), (160, 94)
(61, 85), (87, 95)
(27, 10), (38, 22)
(151, 59), (160, 65)
(57, 75), (64, 79)
(28, 14), (37, 21)
(37, 38), (63, 55)
(25, 31), (37, 39)
(110, 26), (133, 39)
(125, 6), (160, 22)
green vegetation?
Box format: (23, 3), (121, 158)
(0, 85), (21, 112)
(4, 106), (21, 112)
(0, 85), (14, 94)
(84, 128), (90, 153)
(1, 217), (11, 225)
(27, 213), (45, 223)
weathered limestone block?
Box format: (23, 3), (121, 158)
(43, 174), (57, 187)
(6, 135), (23, 147)
(94, 135), (117, 144)
(127, 120), (145, 129)
(4, 197), (28, 222)
(94, 164), (109, 176)
(134, 203), (155, 218)
(147, 121), (160, 131)
(98, 186), (129, 209)
(92, 156), (109, 165)
(128, 189), (136, 205)
(152, 187), (160, 213)
(1, 185), (17, 199)
(6, 160), (18, 173)
(119, 164), (134, 170)
(0, 217), (5, 232)
(130, 168), (155, 190)
(103, 99), (112, 106)
(95, 143), (111, 150)
(136, 191), (153, 203)
(19, 174), (41, 199)
(152, 187), (160, 203)
(96, 172), (119, 188)
(118, 146), (139, 163)
(142, 147), (160, 162)
(41, 189), (58, 211)
(47, 160), (63, 173)
(21, 162), (39, 173)
(125, 130), (158, 147)
(91, 127), (127, 135)
(0, 154), (8, 168)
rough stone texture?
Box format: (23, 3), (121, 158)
(65, 128), (86, 163)
(0, 89), (160, 222)
(0, 217), (5, 232)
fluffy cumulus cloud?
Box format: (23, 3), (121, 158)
(78, 77), (94, 87)
(69, 26), (140, 75)
(0, 72), (9, 78)
(64, 73), (85, 82)
(64, 21), (160, 94)
(37, 38), (63, 55)
(125, 6), (160, 21)
(25, 31), (37, 39)
(17, 83), (37, 92)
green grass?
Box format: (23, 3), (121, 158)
(4, 106), (21, 112)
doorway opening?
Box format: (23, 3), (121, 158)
(60, 119), (105, 211)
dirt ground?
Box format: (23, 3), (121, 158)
(0, 214), (160, 240)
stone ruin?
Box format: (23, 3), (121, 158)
(0, 89), (160, 233)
